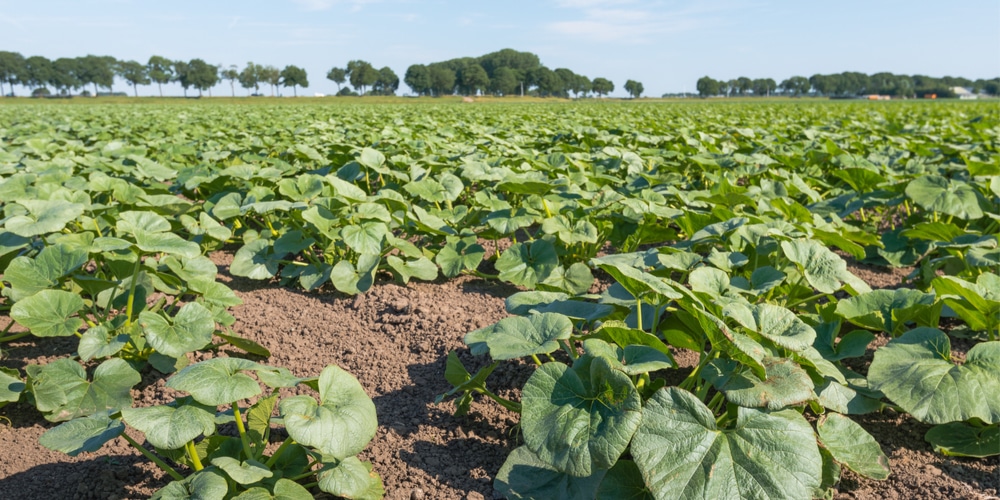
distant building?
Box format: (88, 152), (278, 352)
(953, 87), (978, 100)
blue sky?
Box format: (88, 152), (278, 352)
(1, 0), (997, 97)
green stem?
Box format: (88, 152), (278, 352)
(124, 256), (143, 329)
(232, 404), (255, 460)
(786, 292), (828, 309)
(185, 441), (204, 471)
(651, 303), (662, 337)
(635, 298), (643, 331)
(264, 437), (294, 468)
(468, 269), (499, 280)
(0, 331), (30, 343)
(562, 339), (578, 361)
(530, 354), (543, 366)
(300, 482), (318, 490)
(122, 433), (184, 481)
(707, 391), (725, 412)
(541, 198), (553, 218)
(679, 351), (716, 391)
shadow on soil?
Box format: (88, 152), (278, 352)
(0, 455), (161, 500)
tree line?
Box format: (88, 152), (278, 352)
(0, 52), (309, 97)
(696, 72), (1000, 98)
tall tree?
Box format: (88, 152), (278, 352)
(326, 67), (347, 92)
(280, 65), (308, 96)
(0, 51), (25, 96)
(458, 62), (489, 96)
(187, 59), (218, 96)
(751, 78), (776, 97)
(147, 56), (173, 97)
(78, 55), (117, 96)
(624, 79), (644, 98)
(553, 68), (576, 97)
(23, 55), (53, 92)
(173, 60), (191, 97)
(534, 67), (563, 97)
(50, 57), (82, 95)
(591, 77), (614, 97)
(346, 60), (378, 95)
(373, 66), (398, 96)
(428, 66), (455, 96)
(260, 66), (280, 96)
(221, 65), (239, 97)
(239, 62), (261, 96)
(488, 66), (519, 96)
(696, 76), (720, 97)
(571, 74), (592, 97)
(779, 76), (810, 96)
(404, 64), (431, 96)
(118, 60), (150, 97)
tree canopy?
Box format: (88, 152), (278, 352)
(280, 65), (308, 96)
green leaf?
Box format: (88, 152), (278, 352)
(133, 230), (201, 258)
(781, 239), (864, 294)
(745, 303), (817, 352)
(925, 422), (999, 458)
(836, 289), (941, 336)
(316, 457), (385, 500)
(152, 470), (228, 500)
(703, 357), (815, 410)
(0, 367), (25, 404)
(632, 387), (822, 500)
(10, 289), (85, 337)
(167, 357), (263, 406)
(231, 239), (279, 280)
(78, 325), (130, 361)
(435, 237), (485, 278)
(496, 240), (559, 288)
(232, 479), (315, 500)
(597, 263), (681, 303)
(817, 413), (890, 480)
(4, 199), (84, 236)
(905, 175), (984, 220)
(121, 398), (216, 450)
(26, 358), (140, 422)
(521, 357), (642, 476)
(341, 222), (387, 255)
(211, 457), (273, 485)
(474, 313), (573, 360)
(247, 394), (278, 446)
(596, 460), (654, 500)
(141, 302), (216, 358)
(386, 255), (438, 283)
(868, 328), (1000, 424)
(39, 412), (124, 456)
(279, 365), (377, 460)
(932, 274), (1000, 333)
(539, 263), (595, 296)
(582, 339), (675, 375)
(4, 244), (88, 300)
(330, 254), (379, 295)
(494, 446), (607, 500)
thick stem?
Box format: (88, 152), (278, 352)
(124, 256), (143, 328)
(0, 331), (31, 343)
(530, 354), (543, 366)
(264, 437), (294, 468)
(122, 433), (184, 480)
(232, 404), (256, 460)
(635, 298), (643, 331)
(185, 441), (204, 471)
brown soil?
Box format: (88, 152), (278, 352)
(0, 254), (997, 499)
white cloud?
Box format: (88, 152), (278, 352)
(549, 2), (734, 44)
(289, 0), (380, 12)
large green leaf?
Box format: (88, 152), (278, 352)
(39, 412), (125, 456)
(329, 254), (379, 295)
(494, 446), (608, 500)
(703, 357), (815, 410)
(868, 328), (1000, 424)
(4, 199), (84, 236)
(835, 289), (941, 336)
(341, 222), (387, 255)
(932, 274), (1000, 333)
(26, 358), (140, 422)
(279, 365), (377, 460)
(141, 302), (216, 358)
(0, 367), (25, 404)
(121, 397), (216, 450)
(781, 239), (869, 294)
(231, 479), (314, 500)
(231, 239), (279, 280)
(10, 289), (85, 337)
(924, 422), (999, 458)
(496, 240), (559, 288)
(167, 357), (263, 406)
(632, 387), (822, 500)
(316, 456), (384, 500)
(3, 244), (88, 300)
(817, 413), (890, 480)
(472, 313), (573, 361)
(905, 175), (984, 220)
(78, 325), (130, 361)
(521, 357), (642, 476)
(211, 457), (273, 485)
(152, 470), (228, 500)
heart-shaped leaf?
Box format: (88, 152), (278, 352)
(868, 328), (1000, 424)
(316, 456), (384, 500)
(141, 302), (216, 358)
(905, 175), (984, 220)
(211, 457), (273, 484)
(4, 199), (84, 236)
(494, 445), (608, 500)
(632, 387), (822, 499)
(152, 469), (228, 500)
(836, 289), (940, 336)
(167, 357), (263, 406)
(496, 240), (559, 289)
(10, 289), (85, 337)
(471, 313), (573, 360)
(26, 358), (140, 422)
(521, 357), (641, 476)
(279, 365), (377, 460)
(703, 357), (815, 410)
(924, 422), (999, 458)
(121, 397), (216, 450)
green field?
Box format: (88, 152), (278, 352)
(1, 99), (997, 499)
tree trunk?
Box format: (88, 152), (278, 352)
(158, 82), (163, 97)
(230, 82), (235, 97)
(208, 87), (212, 97)
(133, 84), (137, 97)
(93, 82), (99, 97)
(293, 86), (297, 97)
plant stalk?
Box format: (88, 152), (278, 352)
(124, 256), (143, 328)
(185, 440), (204, 471)
(264, 437), (294, 468)
(232, 403), (256, 459)
(121, 433), (184, 481)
